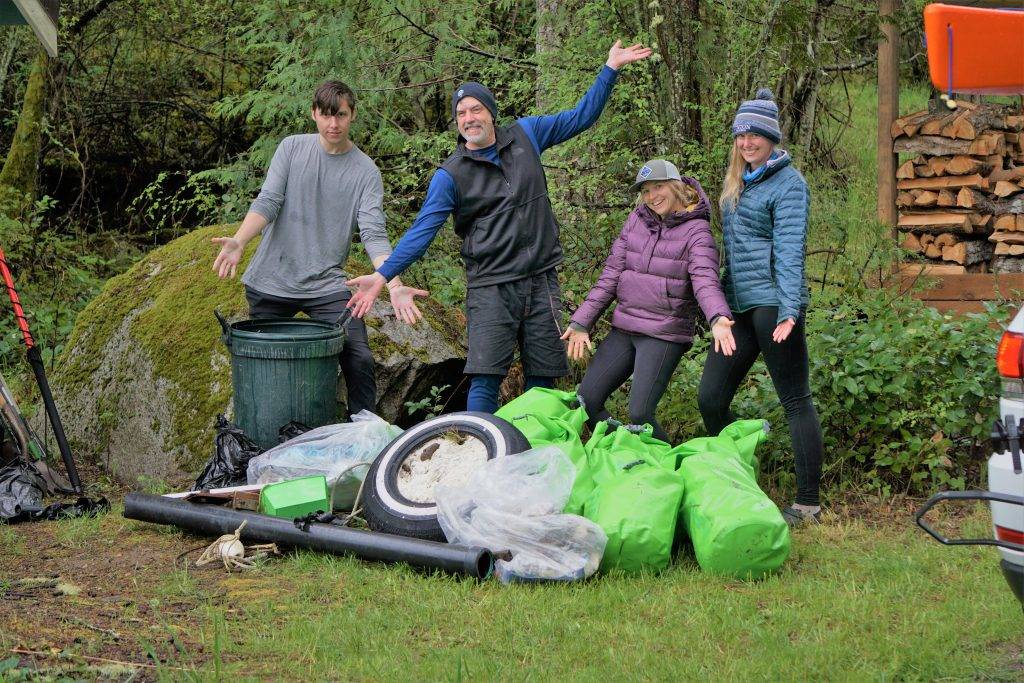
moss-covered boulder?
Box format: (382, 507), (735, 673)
(47, 225), (467, 487)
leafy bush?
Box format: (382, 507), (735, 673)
(0, 194), (129, 383)
(649, 286), (1007, 497)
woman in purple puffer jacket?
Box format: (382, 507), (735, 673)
(562, 159), (736, 442)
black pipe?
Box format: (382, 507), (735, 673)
(27, 346), (82, 494)
(123, 493), (493, 578)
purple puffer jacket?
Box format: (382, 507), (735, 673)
(570, 177), (731, 344)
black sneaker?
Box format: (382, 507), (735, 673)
(781, 506), (822, 527)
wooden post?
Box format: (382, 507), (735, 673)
(877, 0), (899, 235)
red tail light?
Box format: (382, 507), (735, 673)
(996, 331), (1024, 378)
(995, 524), (1024, 546)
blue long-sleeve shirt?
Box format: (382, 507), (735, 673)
(377, 65), (620, 281)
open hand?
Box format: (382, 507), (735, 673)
(345, 272), (387, 318)
(389, 284), (430, 325)
(211, 237), (243, 279)
(606, 40), (654, 70)
(560, 326), (593, 361)
(772, 318), (796, 343)
(712, 317), (736, 356)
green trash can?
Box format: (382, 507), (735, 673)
(217, 311), (347, 450)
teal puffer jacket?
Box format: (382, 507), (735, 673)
(721, 150), (810, 324)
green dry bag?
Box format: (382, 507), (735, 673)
(674, 420), (790, 579)
(506, 413), (586, 471)
(583, 458), (685, 573)
(495, 387), (588, 434)
(565, 421), (666, 515)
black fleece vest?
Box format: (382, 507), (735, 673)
(441, 123), (562, 287)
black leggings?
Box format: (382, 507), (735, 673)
(697, 306), (823, 505)
(577, 328), (690, 442)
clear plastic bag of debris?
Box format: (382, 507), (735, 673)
(435, 446), (607, 583)
(246, 411), (401, 510)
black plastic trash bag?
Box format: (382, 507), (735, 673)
(192, 415), (263, 491)
(2, 458), (110, 524)
(278, 420), (312, 444)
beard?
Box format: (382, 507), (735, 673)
(461, 124), (493, 146)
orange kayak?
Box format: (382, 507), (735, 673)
(924, 3), (1024, 95)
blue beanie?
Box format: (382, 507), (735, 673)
(451, 82), (498, 122)
(731, 87), (782, 143)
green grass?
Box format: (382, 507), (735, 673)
(170, 510), (1021, 680)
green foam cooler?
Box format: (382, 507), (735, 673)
(259, 475), (329, 519)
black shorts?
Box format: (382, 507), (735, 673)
(464, 269), (570, 378)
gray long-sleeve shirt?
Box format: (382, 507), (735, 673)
(241, 134), (392, 298)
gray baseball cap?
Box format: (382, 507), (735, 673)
(630, 159), (682, 192)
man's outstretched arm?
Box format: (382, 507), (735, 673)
(521, 40), (652, 154)
(346, 169), (458, 318)
(211, 138), (293, 278)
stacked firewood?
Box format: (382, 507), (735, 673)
(893, 101), (1024, 273)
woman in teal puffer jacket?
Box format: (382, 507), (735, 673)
(697, 88), (824, 526)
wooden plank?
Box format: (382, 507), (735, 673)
(994, 180), (1023, 198)
(995, 214), (1018, 230)
(989, 166), (1024, 182)
(894, 136), (974, 156)
(941, 107), (1013, 140)
(942, 239), (992, 265)
(877, 0), (899, 232)
(913, 190), (939, 206)
(901, 232), (922, 252)
(925, 300), (988, 316)
(898, 212), (974, 230)
(902, 273), (1024, 300)
(993, 257), (1024, 274)
(897, 263), (966, 278)
(945, 155), (990, 175)
(893, 133), (1002, 156)
(921, 117), (946, 136)
(956, 189), (1024, 214)
(896, 173), (987, 191)
(928, 157), (950, 176)
(989, 231), (1024, 244)
(896, 159), (916, 179)
(971, 212), (992, 226)
(994, 242), (1024, 256)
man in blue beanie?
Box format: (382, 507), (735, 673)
(347, 40), (652, 413)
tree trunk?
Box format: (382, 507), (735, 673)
(0, 26), (22, 100)
(535, 0), (560, 110)
(0, 49), (48, 218)
(784, 0), (834, 151)
(654, 0), (702, 148)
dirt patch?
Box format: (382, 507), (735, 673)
(0, 465), (236, 679)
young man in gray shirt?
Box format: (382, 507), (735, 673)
(212, 80), (426, 416)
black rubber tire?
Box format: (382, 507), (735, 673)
(361, 411), (531, 541)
